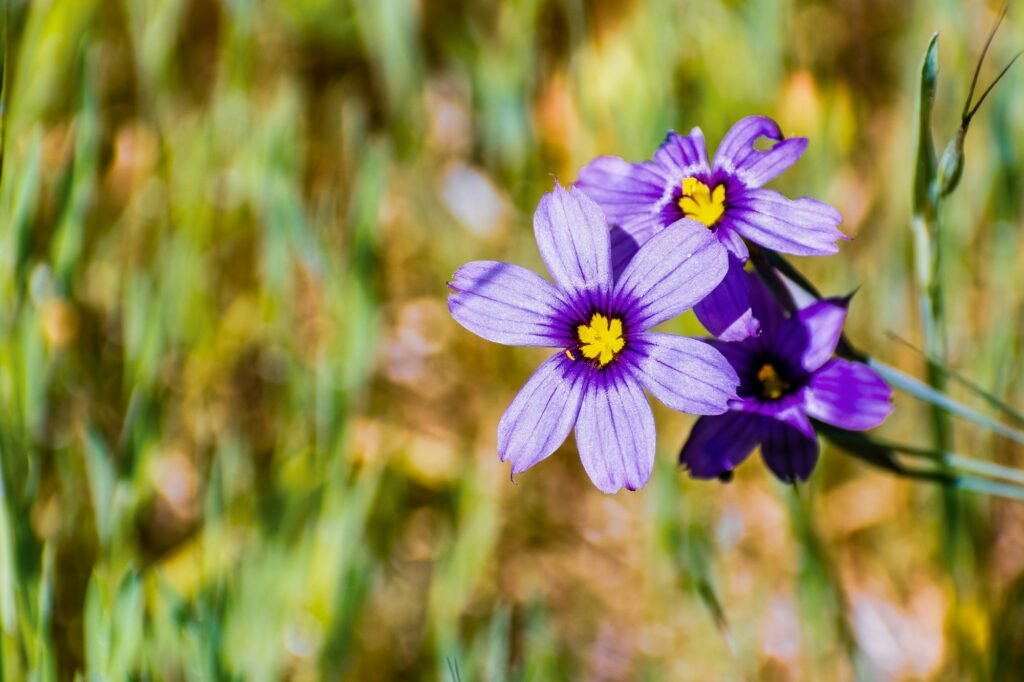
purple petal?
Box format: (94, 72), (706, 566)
(619, 212), (669, 263)
(693, 254), (760, 341)
(534, 183), (613, 299)
(715, 225), (750, 261)
(805, 359), (894, 430)
(735, 394), (816, 439)
(746, 269), (788, 338)
(726, 188), (845, 256)
(448, 261), (571, 346)
(575, 366), (655, 493)
(776, 297), (848, 372)
(614, 218), (728, 330)
(759, 419), (820, 482)
(679, 411), (763, 479)
(705, 338), (761, 382)
(628, 333), (739, 415)
(652, 128), (711, 178)
(575, 155), (667, 225)
(498, 352), (589, 476)
(610, 225), (641, 280)
(712, 115), (808, 187)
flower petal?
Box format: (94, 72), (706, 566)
(652, 128), (711, 178)
(534, 183), (613, 300)
(614, 218), (728, 330)
(735, 394), (816, 439)
(693, 254), (760, 341)
(746, 268), (788, 338)
(712, 115), (808, 187)
(715, 225), (750, 261)
(726, 188), (845, 256)
(575, 155), (667, 226)
(629, 333), (739, 415)
(804, 359), (894, 430)
(705, 338), (761, 382)
(679, 411), (763, 479)
(759, 419), (820, 482)
(777, 297), (848, 372)
(498, 352), (589, 476)
(448, 261), (571, 346)
(610, 225), (642, 280)
(575, 366), (655, 493)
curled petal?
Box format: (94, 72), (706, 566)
(726, 189), (845, 256)
(575, 366), (656, 493)
(693, 254), (760, 341)
(499, 353), (589, 476)
(679, 411), (763, 479)
(448, 261), (570, 346)
(629, 333), (739, 415)
(713, 115), (808, 187)
(759, 419), (820, 482)
(615, 218), (728, 330)
(805, 359), (894, 431)
(534, 183), (613, 300)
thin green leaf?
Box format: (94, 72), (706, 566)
(868, 360), (1024, 445)
(886, 332), (1024, 427)
(913, 33), (939, 221)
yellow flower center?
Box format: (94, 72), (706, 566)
(678, 177), (726, 227)
(757, 363), (789, 400)
(571, 313), (625, 367)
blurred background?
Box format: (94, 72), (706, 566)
(0, 0), (1023, 679)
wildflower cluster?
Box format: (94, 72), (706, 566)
(449, 116), (893, 493)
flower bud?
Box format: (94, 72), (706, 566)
(937, 128), (965, 198)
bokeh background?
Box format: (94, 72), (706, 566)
(1, 0), (1023, 679)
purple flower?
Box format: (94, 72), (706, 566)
(576, 116), (846, 342)
(679, 274), (893, 483)
(448, 184), (740, 493)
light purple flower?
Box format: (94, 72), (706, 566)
(679, 274), (893, 483)
(448, 184), (740, 493)
(576, 116), (846, 342)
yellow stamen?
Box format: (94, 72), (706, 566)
(757, 363), (789, 400)
(678, 176), (726, 227)
(576, 313), (625, 367)
(565, 349), (575, 361)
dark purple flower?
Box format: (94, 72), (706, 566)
(576, 116), (846, 342)
(448, 184), (740, 493)
(679, 274), (893, 483)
